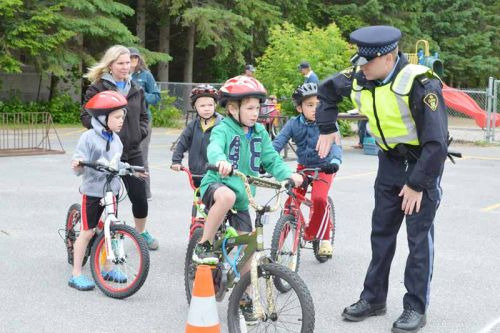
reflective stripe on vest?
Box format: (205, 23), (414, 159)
(351, 64), (434, 150)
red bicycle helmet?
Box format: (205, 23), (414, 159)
(219, 75), (267, 107)
(190, 84), (219, 108)
(84, 91), (127, 117)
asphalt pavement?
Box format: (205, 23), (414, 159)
(0, 127), (499, 333)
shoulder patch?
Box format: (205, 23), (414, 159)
(423, 93), (439, 111)
(341, 66), (354, 79)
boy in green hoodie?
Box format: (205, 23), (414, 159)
(193, 75), (303, 266)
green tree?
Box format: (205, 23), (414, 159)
(256, 22), (352, 113)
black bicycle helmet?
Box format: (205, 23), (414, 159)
(190, 84), (219, 108)
(292, 83), (318, 106)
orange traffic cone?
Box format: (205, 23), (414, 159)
(185, 265), (221, 333)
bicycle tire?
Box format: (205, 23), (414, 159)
(270, 214), (301, 293)
(184, 227), (203, 304)
(90, 224), (150, 299)
(227, 263), (315, 333)
(65, 203), (89, 267)
(312, 197), (336, 263)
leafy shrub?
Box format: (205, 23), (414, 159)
(256, 22), (355, 136)
(150, 91), (183, 128)
(0, 94), (80, 124)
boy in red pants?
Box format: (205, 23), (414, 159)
(273, 83), (342, 257)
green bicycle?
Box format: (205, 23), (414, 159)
(184, 164), (315, 333)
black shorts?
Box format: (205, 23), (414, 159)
(81, 195), (105, 230)
(81, 195), (118, 230)
(202, 183), (252, 233)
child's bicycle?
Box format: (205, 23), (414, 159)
(271, 167), (336, 292)
(63, 161), (150, 299)
(184, 164), (315, 332)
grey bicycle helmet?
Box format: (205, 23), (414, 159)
(292, 83), (318, 106)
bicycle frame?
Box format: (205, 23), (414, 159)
(207, 168), (287, 319)
(180, 167), (206, 238)
(101, 175), (123, 263)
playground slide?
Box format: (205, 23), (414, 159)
(442, 83), (500, 128)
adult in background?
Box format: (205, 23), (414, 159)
(129, 47), (161, 201)
(81, 45), (159, 250)
(243, 64), (256, 78)
(298, 61), (319, 84)
(316, 26), (448, 333)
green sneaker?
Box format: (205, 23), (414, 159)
(141, 230), (159, 251)
(192, 241), (219, 265)
(240, 292), (258, 326)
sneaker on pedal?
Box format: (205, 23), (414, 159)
(141, 230), (159, 251)
(240, 293), (258, 326)
(192, 241), (219, 265)
(68, 275), (95, 291)
(318, 240), (333, 257)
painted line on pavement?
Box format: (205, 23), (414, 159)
(335, 171), (376, 180)
(59, 128), (86, 137)
(479, 316), (500, 333)
(461, 155), (500, 161)
(481, 203), (500, 212)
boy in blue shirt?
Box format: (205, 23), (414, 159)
(273, 83), (342, 257)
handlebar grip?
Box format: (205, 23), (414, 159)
(78, 161), (98, 168)
(206, 164), (219, 172)
(129, 165), (145, 172)
(205, 163), (233, 176)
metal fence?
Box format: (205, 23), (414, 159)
(159, 81), (499, 142)
(0, 112), (65, 156)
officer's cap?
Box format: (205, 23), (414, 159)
(349, 26), (402, 66)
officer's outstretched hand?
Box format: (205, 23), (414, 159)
(398, 185), (423, 215)
(316, 132), (341, 159)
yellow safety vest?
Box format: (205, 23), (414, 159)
(351, 64), (438, 151)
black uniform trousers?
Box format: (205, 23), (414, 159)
(360, 150), (442, 315)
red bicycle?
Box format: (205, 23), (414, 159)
(270, 167), (336, 292)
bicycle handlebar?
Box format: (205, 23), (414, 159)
(78, 161), (145, 176)
(205, 163), (289, 212)
(179, 166), (204, 190)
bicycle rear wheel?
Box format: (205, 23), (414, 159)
(271, 214), (301, 293)
(312, 197), (335, 263)
(227, 263), (315, 333)
(90, 224), (150, 299)
(65, 203), (90, 267)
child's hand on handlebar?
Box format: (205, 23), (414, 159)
(290, 173), (304, 187)
(71, 159), (83, 171)
(134, 171), (149, 179)
(217, 160), (233, 177)
(170, 164), (182, 171)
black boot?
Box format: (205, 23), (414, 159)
(392, 309), (426, 333)
(341, 299), (386, 322)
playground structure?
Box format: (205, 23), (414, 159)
(405, 40), (500, 133)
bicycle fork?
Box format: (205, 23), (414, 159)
(250, 226), (276, 322)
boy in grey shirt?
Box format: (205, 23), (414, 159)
(69, 91), (128, 291)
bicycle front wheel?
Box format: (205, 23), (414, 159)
(271, 214), (301, 293)
(227, 263), (315, 333)
(90, 224), (150, 299)
(184, 227), (203, 304)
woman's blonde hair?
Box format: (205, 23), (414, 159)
(84, 45), (130, 83)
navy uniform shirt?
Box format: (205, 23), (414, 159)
(316, 54), (448, 191)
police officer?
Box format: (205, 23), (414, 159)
(316, 26), (448, 333)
